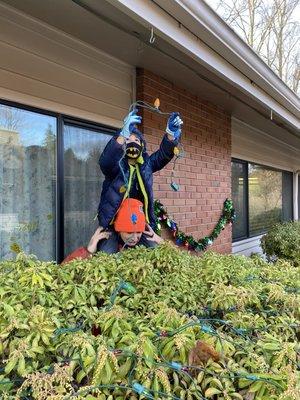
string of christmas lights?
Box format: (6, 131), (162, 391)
(11, 277), (298, 400)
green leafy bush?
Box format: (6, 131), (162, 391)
(261, 221), (300, 265)
(0, 243), (299, 399)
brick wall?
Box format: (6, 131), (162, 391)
(136, 68), (232, 254)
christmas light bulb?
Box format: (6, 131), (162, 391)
(154, 98), (160, 109)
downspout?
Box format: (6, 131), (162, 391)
(293, 170), (299, 221)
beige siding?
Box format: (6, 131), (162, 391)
(232, 117), (300, 171)
(0, 2), (135, 127)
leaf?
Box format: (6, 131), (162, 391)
(102, 360), (113, 384)
(0, 376), (14, 393)
(238, 378), (252, 389)
(204, 377), (224, 390)
(76, 369), (86, 383)
(248, 380), (263, 393)
(3, 303), (14, 317)
(118, 359), (132, 378)
(205, 387), (222, 397)
(111, 321), (120, 339)
(143, 339), (154, 359)
(262, 343), (280, 351)
(162, 339), (175, 357)
(41, 333), (50, 346)
(152, 375), (160, 394)
(4, 358), (17, 374)
(196, 371), (204, 383)
(37, 275), (44, 288)
(230, 393), (243, 399)
(17, 355), (26, 377)
(32, 346), (44, 354)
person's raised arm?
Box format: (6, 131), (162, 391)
(61, 227), (111, 264)
(99, 110), (142, 177)
(86, 227), (111, 254)
(149, 112), (183, 173)
(143, 224), (164, 245)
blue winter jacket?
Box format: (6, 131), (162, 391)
(98, 133), (178, 229)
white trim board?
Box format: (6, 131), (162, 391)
(232, 235), (264, 256)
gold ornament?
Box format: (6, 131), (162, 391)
(174, 147), (180, 156)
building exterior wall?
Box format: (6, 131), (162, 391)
(136, 68), (232, 254)
(232, 117), (299, 255)
(0, 1), (135, 127)
(232, 118), (300, 172)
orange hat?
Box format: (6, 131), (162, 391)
(114, 198), (146, 233)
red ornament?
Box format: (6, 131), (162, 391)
(160, 330), (169, 337)
(113, 349), (123, 355)
(91, 325), (101, 336)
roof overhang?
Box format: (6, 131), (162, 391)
(105, 0), (299, 133)
(157, 0), (300, 119)
(2, 0), (300, 145)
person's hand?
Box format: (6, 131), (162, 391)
(120, 109), (142, 139)
(166, 112), (183, 140)
(87, 227), (111, 254)
(143, 224), (164, 244)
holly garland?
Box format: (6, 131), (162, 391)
(154, 198), (236, 252)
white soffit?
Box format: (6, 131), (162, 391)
(107, 0), (299, 132)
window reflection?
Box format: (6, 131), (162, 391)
(231, 161), (247, 240)
(63, 125), (111, 256)
(248, 164), (282, 236)
(0, 105), (56, 260)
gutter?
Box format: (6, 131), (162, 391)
(157, 0), (299, 116)
(107, 0), (300, 132)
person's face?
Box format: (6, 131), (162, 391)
(120, 231), (143, 246)
(125, 134), (141, 146)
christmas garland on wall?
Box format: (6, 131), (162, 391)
(154, 198), (236, 252)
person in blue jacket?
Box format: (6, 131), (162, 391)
(97, 108), (183, 249)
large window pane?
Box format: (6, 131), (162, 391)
(232, 161), (247, 240)
(282, 171), (293, 221)
(64, 125), (112, 256)
(299, 176), (300, 220)
(0, 104), (56, 260)
(249, 164), (282, 236)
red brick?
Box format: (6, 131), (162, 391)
(136, 68), (231, 254)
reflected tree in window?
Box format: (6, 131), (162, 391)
(249, 164), (282, 236)
(231, 161), (247, 240)
(63, 125), (111, 256)
(0, 105), (56, 260)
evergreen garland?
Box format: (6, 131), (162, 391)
(154, 198), (236, 251)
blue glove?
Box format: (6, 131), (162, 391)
(166, 112), (183, 140)
(120, 109), (142, 139)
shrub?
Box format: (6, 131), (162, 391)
(0, 243), (299, 399)
(261, 221), (300, 265)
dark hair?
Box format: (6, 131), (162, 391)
(130, 127), (147, 152)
